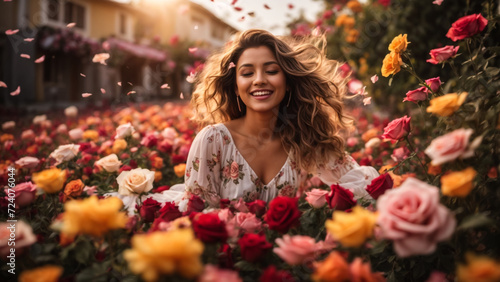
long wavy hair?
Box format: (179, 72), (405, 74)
(190, 29), (353, 172)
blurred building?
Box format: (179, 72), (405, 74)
(0, 0), (238, 109)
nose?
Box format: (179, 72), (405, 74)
(253, 71), (267, 85)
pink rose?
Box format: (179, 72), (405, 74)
(232, 198), (249, 213)
(21, 129), (35, 140)
(15, 156), (40, 169)
(0, 221), (37, 257)
(426, 46), (459, 64)
(273, 235), (320, 265)
(305, 189), (328, 208)
(230, 161), (239, 180)
(199, 264), (242, 282)
(115, 122), (135, 139)
(346, 137), (359, 147)
(403, 87), (428, 103)
(57, 124), (68, 134)
(161, 127), (178, 143)
(446, 13), (488, 41)
(377, 177), (456, 257)
(218, 208), (234, 223)
(391, 146), (410, 162)
(5, 182), (37, 207)
(381, 115), (411, 141)
(83, 185), (97, 196)
(140, 133), (158, 147)
(235, 212), (262, 233)
(424, 128), (478, 165)
(425, 77), (442, 93)
(223, 165), (231, 178)
(69, 128), (84, 140)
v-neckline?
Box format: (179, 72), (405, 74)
(219, 124), (290, 187)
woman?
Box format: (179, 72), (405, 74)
(170, 29), (378, 208)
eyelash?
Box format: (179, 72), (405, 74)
(241, 71), (279, 77)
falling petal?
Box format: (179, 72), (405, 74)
(363, 97), (372, 106)
(288, 4), (294, 9)
(180, 92), (184, 99)
(247, 12), (255, 17)
(0, 81), (7, 88)
(127, 91), (136, 95)
(161, 84), (170, 89)
(82, 93), (92, 98)
(432, 0), (443, 5)
(234, 7), (242, 11)
(228, 62), (236, 70)
(264, 4), (271, 9)
(92, 53), (110, 65)
(238, 16), (245, 22)
(117, 82), (122, 86)
(66, 22), (76, 28)
(100, 88), (106, 94)
(80, 73), (86, 77)
(102, 41), (110, 51)
(371, 74), (379, 84)
(188, 47), (198, 54)
(5, 29), (19, 35)
(231, 0), (238, 4)
(10, 86), (20, 96)
(34, 55), (45, 63)
(128, 82), (133, 86)
(24, 38), (35, 42)
(186, 72), (196, 83)
(20, 54), (30, 59)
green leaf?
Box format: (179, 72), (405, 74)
(457, 214), (494, 230)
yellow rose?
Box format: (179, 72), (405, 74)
(381, 51), (402, 77)
(312, 252), (352, 282)
(441, 167), (477, 197)
(124, 229), (204, 281)
(427, 92), (468, 117)
(325, 206), (377, 248)
(347, 0), (363, 13)
(112, 138), (128, 153)
(82, 129), (99, 141)
(457, 253), (500, 282)
(61, 196), (127, 238)
(19, 265), (63, 282)
(32, 168), (67, 194)
(388, 34), (409, 53)
(174, 163), (187, 178)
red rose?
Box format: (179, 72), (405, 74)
(119, 165), (132, 173)
(366, 173), (393, 200)
(218, 243), (234, 268)
(138, 198), (161, 223)
(403, 87), (428, 103)
(446, 13), (488, 41)
(185, 194), (205, 214)
(265, 197), (301, 233)
(381, 115), (411, 141)
(238, 233), (272, 262)
(326, 184), (356, 211)
(427, 46), (460, 64)
(156, 202), (182, 222)
(220, 198), (231, 209)
(153, 185), (170, 193)
(260, 266), (295, 282)
(192, 213), (228, 243)
(246, 199), (267, 217)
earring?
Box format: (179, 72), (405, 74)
(286, 91), (292, 107)
(236, 95), (242, 112)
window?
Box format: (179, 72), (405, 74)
(119, 13), (127, 35)
(64, 1), (86, 29)
(47, 0), (60, 21)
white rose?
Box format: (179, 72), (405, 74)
(69, 128), (84, 140)
(21, 129), (35, 140)
(116, 168), (155, 196)
(161, 127), (178, 143)
(95, 154), (122, 172)
(365, 137), (381, 149)
(50, 144), (80, 165)
(64, 106), (78, 117)
(15, 156), (40, 168)
(2, 121), (15, 130)
(115, 122), (135, 139)
(57, 124), (68, 134)
(33, 114), (47, 125)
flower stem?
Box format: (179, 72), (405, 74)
(404, 137), (432, 183)
(466, 39), (480, 75)
(402, 53), (436, 95)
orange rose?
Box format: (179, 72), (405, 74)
(19, 265), (63, 282)
(427, 163), (442, 176)
(154, 171), (163, 182)
(361, 128), (380, 143)
(63, 179), (85, 201)
(388, 34), (409, 53)
(335, 14), (349, 27)
(343, 16), (356, 30)
(427, 92), (468, 117)
(0, 133), (14, 142)
(112, 139), (128, 153)
(347, 0), (363, 13)
(312, 252), (352, 282)
(174, 163), (187, 178)
(441, 167), (477, 197)
(381, 51), (402, 77)
(346, 29), (360, 43)
(151, 157), (164, 169)
(82, 129), (99, 141)
(457, 253), (500, 282)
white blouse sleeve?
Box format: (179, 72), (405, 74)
(316, 152), (379, 200)
(184, 126), (222, 207)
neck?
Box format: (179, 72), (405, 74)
(240, 110), (279, 140)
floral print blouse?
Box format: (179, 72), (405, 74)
(180, 124), (378, 207)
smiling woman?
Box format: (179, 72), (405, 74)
(164, 29), (379, 207)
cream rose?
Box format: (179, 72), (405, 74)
(64, 106), (78, 117)
(116, 168), (155, 195)
(32, 114), (47, 125)
(50, 144), (80, 165)
(95, 154), (122, 172)
(2, 121), (15, 130)
(15, 156), (40, 168)
(57, 124), (68, 134)
(115, 122), (135, 139)
(68, 128), (84, 140)
(21, 129), (35, 140)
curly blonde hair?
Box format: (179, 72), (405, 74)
(190, 29), (353, 172)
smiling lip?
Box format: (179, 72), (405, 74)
(250, 89), (273, 100)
